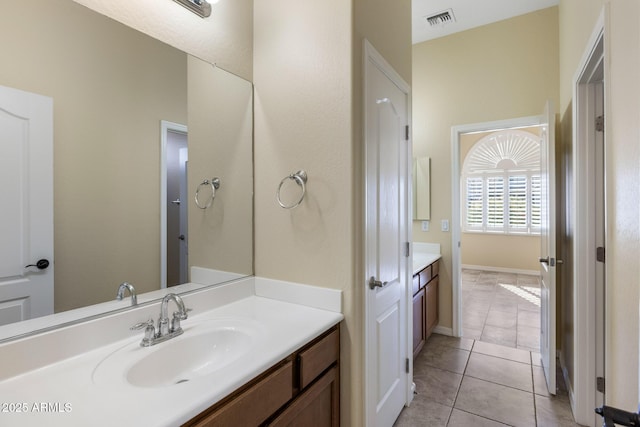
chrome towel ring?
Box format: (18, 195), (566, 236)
(195, 177), (220, 209)
(277, 170), (307, 209)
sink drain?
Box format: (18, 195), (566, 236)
(175, 379), (190, 384)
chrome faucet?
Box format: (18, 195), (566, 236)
(116, 282), (137, 306)
(130, 293), (191, 347)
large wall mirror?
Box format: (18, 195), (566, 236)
(413, 157), (431, 220)
(0, 0), (253, 340)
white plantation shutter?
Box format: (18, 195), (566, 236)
(466, 177), (483, 228)
(508, 175), (527, 230)
(530, 175), (541, 230)
(486, 176), (504, 228)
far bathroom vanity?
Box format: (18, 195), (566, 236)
(412, 243), (441, 358)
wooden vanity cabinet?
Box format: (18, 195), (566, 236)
(412, 260), (439, 358)
(184, 325), (340, 427)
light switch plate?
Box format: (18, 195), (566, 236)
(421, 221), (429, 232)
(441, 219), (449, 232)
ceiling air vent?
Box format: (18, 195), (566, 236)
(425, 9), (456, 27)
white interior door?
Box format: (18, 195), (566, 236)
(0, 85), (54, 326)
(364, 40), (411, 426)
(539, 100), (557, 394)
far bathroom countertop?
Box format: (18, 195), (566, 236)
(0, 278), (343, 427)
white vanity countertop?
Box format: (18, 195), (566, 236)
(0, 278), (343, 427)
(413, 242), (441, 274)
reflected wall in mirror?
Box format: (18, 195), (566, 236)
(413, 157), (431, 220)
(0, 0), (253, 336)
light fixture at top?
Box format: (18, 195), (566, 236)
(173, 0), (212, 18)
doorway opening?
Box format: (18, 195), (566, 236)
(459, 127), (543, 352)
(161, 121), (188, 288)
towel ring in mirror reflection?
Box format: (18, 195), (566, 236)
(195, 177), (220, 209)
(277, 170), (307, 209)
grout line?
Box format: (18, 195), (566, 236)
(448, 339), (475, 425)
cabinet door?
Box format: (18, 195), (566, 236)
(412, 288), (426, 358)
(269, 366), (339, 427)
(425, 276), (439, 338)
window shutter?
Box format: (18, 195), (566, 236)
(530, 175), (541, 228)
(486, 176), (504, 228)
(466, 177), (483, 228)
(508, 175), (527, 229)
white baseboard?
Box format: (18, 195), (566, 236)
(558, 351), (579, 424)
(462, 264), (540, 276)
(433, 325), (453, 336)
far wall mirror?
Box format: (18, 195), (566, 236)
(0, 0), (253, 341)
(413, 157), (431, 221)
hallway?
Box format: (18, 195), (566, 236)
(394, 334), (581, 426)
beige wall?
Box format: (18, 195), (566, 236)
(412, 7), (560, 331)
(73, 0), (253, 80)
(0, 0), (188, 311)
(461, 235), (540, 271)
(254, 0), (411, 425)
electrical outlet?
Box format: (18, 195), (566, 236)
(441, 219), (450, 232)
(421, 221), (429, 232)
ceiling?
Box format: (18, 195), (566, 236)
(412, 0), (560, 44)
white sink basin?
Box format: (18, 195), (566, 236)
(92, 318), (265, 388)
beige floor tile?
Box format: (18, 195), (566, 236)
(448, 409), (509, 426)
(481, 325), (517, 347)
(531, 352), (542, 366)
(462, 327), (482, 340)
(517, 325), (540, 349)
(425, 333), (474, 351)
(417, 343), (470, 375)
(485, 309), (517, 328)
(518, 310), (540, 328)
(393, 397), (452, 427)
(455, 376), (536, 427)
(518, 301), (541, 313)
(533, 365), (551, 396)
(535, 394), (582, 426)
(489, 300), (518, 314)
(465, 352), (532, 392)
(413, 365), (462, 407)
(472, 340), (531, 364)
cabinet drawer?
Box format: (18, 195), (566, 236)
(431, 260), (439, 277)
(190, 361), (293, 426)
(298, 327), (339, 389)
(412, 273), (420, 295)
(418, 265), (432, 287)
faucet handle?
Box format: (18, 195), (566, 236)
(131, 319), (156, 346)
(130, 318), (154, 330)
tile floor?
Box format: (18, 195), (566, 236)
(394, 334), (583, 426)
(461, 269), (541, 352)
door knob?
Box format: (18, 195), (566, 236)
(178, 234), (185, 241)
(369, 276), (388, 290)
(25, 259), (50, 270)
(539, 257), (549, 264)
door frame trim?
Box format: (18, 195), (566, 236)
(571, 9), (605, 427)
(160, 120), (188, 289)
(451, 116), (541, 338)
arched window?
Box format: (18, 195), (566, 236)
(462, 129), (541, 235)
